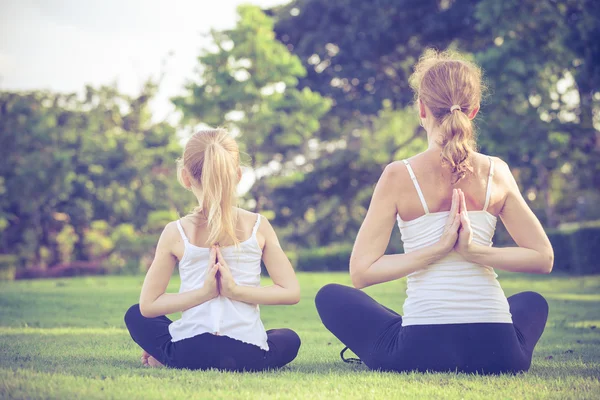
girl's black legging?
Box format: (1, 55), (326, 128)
(124, 304), (301, 371)
(315, 284), (548, 374)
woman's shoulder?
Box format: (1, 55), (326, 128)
(473, 153), (512, 181)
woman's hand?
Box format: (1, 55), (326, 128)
(215, 246), (238, 299)
(435, 188), (462, 255)
(203, 246), (220, 299)
(455, 189), (474, 258)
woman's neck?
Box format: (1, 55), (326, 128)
(425, 127), (443, 149)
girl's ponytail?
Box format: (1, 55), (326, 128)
(178, 129), (240, 246)
(200, 141), (239, 246)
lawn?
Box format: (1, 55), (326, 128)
(0, 272), (599, 399)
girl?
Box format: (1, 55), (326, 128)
(315, 50), (553, 374)
(125, 129), (301, 371)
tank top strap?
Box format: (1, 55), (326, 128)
(175, 220), (189, 243)
(251, 213), (262, 236)
(403, 160), (430, 214)
(483, 157), (495, 211)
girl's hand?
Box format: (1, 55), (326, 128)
(455, 189), (474, 258)
(204, 246), (220, 299)
(215, 246), (238, 299)
(435, 189), (461, 256)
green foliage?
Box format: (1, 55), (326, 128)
(174, 5), (331, 166)
(1, 273), (599, 398)
(547, 221), (600, 275)
(0, 83), (192, 270)
(296, 244), (353, 271)
(271, 0), (600, 235)
(0, 254), (17, 281)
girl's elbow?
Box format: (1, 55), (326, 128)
(541, 252), (554, 274)
(532, 251), (553, 274)
(288, 287), (301, 305)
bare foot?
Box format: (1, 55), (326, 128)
(141, 350), (150, 366)
(147, 356), (164, 368)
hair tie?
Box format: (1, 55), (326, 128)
(450, 105), (462, 113)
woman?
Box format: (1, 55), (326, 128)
(124, 129), (301, 371)
(315, 50), (553, 374)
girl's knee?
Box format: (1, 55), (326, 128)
(284, 329), (301, 353)
(281, 329), (301, 363)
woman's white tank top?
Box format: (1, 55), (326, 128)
(397, 158), (512, 326)
(168, 214), (269, 350)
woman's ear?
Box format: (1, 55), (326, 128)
(418, 99), (427, 119)
(468, 105), (480, 120)
(237, 167), (242, 182)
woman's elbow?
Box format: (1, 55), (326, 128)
(139, 302), (155, 318)
(531, 250), (553, 274)
(350, 270), (368, 289)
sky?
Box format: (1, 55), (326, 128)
(0, 0), (286, 120)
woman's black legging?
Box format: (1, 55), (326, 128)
(315, 284), (548, 374)
(124, 304), (301, 371)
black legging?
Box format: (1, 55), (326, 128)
(124, 304), (301, 371)
(315, 284), (548, 374)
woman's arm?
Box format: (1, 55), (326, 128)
(139, 222), (219, 318)
(350, 164), (462, 289)
(217, 216), (300, 305)
(456, 160), (554, 274)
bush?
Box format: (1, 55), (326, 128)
(296, 244), (353, 271)
(547, 222), (600, 275)
(292, 235), (405, 272)
(0, 254), (17, 281)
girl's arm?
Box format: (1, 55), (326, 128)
(455, 159), (554, 274)
(349, 164), (462, 289)
(139, 222), (219, 318)
(217, 216), (300, 305)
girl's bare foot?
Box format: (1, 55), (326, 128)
(147, 356), (164, 368)
(141, 350), (150, 366)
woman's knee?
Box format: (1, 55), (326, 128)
(512, 291), (549, 312)
(315, 283), (347, 310)
(124, 304), (142, 328)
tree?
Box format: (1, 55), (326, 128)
(270, 0), (600, 231)
(474, 0), (600, 226)
(0, 82), (190, 269)
(173, 5), (331, 229)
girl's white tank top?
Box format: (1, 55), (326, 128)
(168, 214), (269, 350)
(397, 158), (513, 326)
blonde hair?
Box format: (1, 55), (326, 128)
(409, 49), (484, 183)
(177, 129), (240, 246)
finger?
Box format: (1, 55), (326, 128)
(452, 212), (461, 231)
(450, 189), (458, 217)
(209, 246), (217, 266)
(460, 190), (468, 216)
(216, 246), (226, 264)
(460, 212), (470, 228)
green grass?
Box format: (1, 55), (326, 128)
(1, 272), (599, 399)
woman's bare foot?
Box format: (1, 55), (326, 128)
(147, 356), (164, 368)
